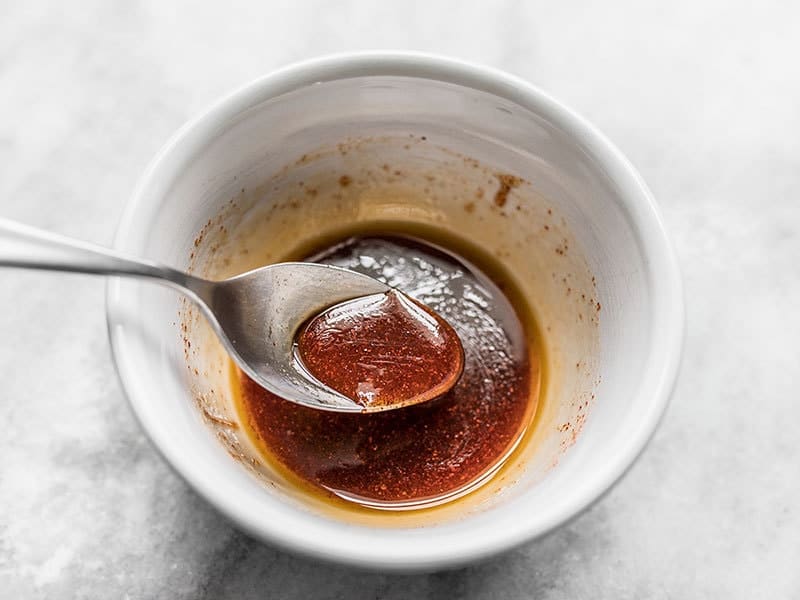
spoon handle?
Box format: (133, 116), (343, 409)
(0, 218), (202, 294)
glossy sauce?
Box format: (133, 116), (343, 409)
(236, 234), (540, 508)
(296, 289), (464, 410)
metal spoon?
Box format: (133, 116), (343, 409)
(0, 218), (401, 413)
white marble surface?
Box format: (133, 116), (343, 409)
(1, 1), (798, 597)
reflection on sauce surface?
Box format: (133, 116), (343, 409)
(236, 233), (541, 508)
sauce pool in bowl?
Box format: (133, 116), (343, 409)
(234, 232), (542, 510)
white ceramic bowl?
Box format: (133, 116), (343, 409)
(107, 52), (683, 571)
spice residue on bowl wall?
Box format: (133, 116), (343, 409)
(179, 135), (600, 523)
(493, 173), (523, 207)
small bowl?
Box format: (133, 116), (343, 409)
(107, 52), (683, 571)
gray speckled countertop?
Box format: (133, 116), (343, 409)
(1, 1), (798, 597)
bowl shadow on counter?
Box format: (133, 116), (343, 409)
(172, 482), (614, 600)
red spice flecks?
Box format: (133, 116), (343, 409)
(296, 290), (464, 409)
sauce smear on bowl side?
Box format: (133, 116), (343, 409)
(236, 232), (540, 509)
(296, 289), (464, 410)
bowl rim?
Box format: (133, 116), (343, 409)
(106, 50), (684, 571)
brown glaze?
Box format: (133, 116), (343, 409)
(296, 290), (464, 410)
(237, 234), (538, 507)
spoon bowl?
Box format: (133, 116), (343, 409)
(194, 262), (391, 411)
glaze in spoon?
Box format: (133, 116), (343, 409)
(0, 218), (463, 413)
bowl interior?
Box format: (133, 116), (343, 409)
(108, 58), (681, 569)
